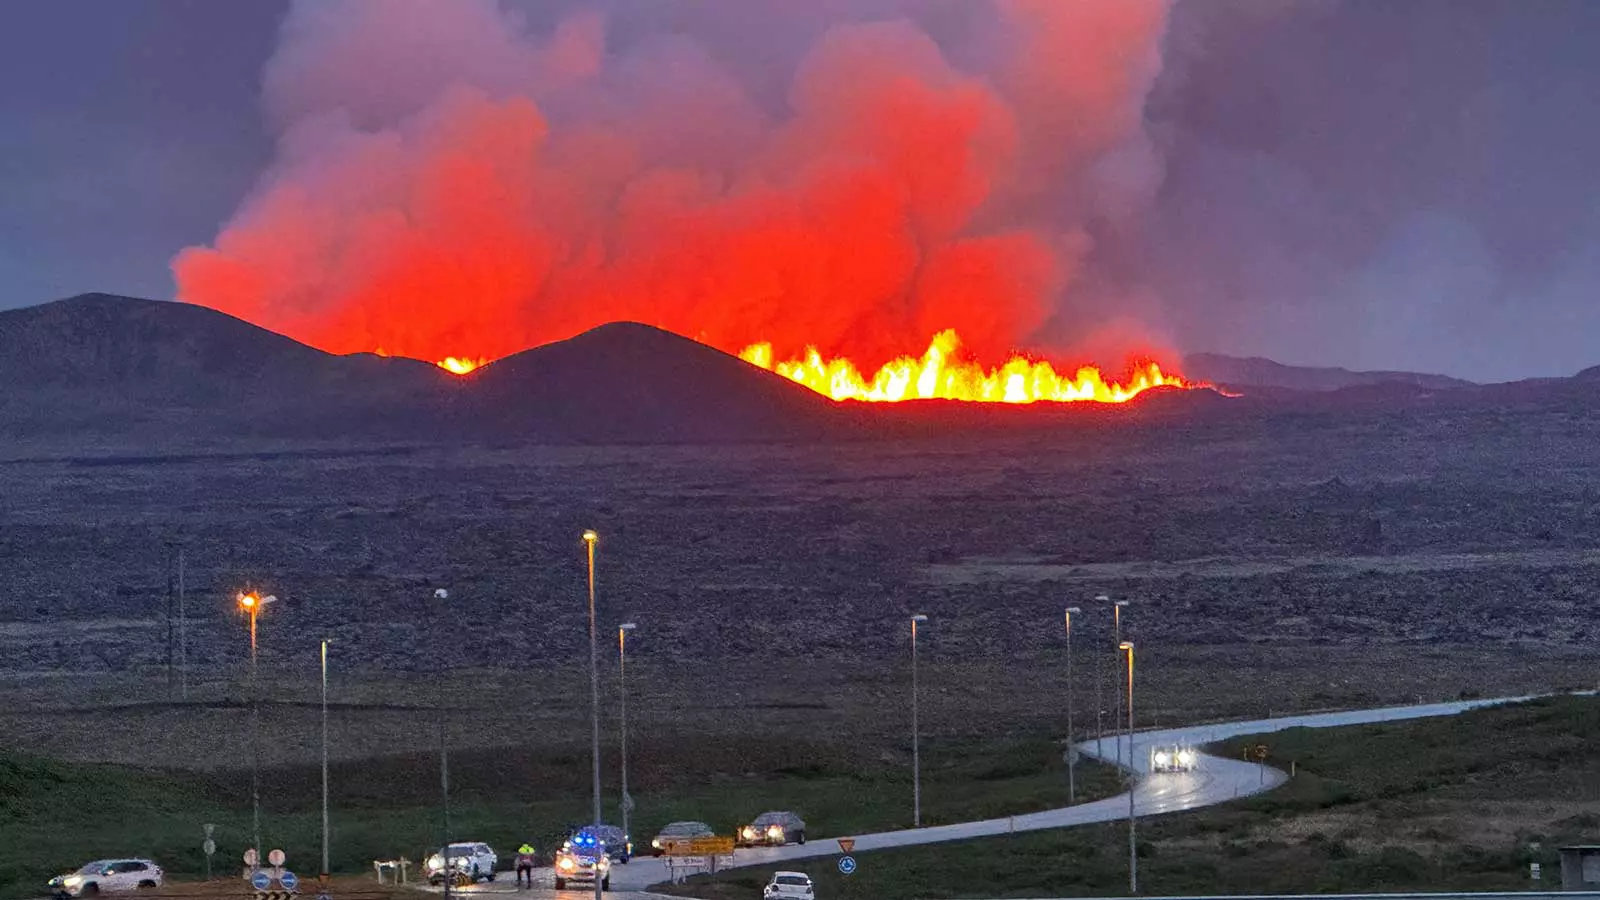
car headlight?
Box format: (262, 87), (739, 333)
(742, 827), (756, 839)
(426, 856), (443, 871)
(557, 858), (575, 872)
(1153, 751), (1171, 766)
(767, 826), (784, 838)
(1177, 749), (1197, 767)
(63, 876), (84, 888)
(651, 839), (661, 848)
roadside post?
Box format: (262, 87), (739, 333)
(202, 823), (215, 880)
(838, 838), (858, 899)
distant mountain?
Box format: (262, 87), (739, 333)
(1184, 352), (1473, 393)
(457, 321), (860, 443)
(0, 294), (861, 451)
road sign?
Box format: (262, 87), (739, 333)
(672, 836), (734, 857)
(837, 838), (855, 853)
(244, 849), (260, 867)
(1253, 744), (1270, 762)
(269, 849), (287, 867)
(837, 856), (857, 876)
(203, 840), (216, 856)
(251, 871), (272, 891)
(280, 871), (299, 892)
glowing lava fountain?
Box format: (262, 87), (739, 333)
(436, 356), (486, 375)
(739, 330), (1198, 404)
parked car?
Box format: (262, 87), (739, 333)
(649, 821), (715, 856)
(737, 811), (806, 847)
(566, 824), (632, 863)
(423, 842), (498, 885)
(763, 871), (816, 900)
(553, 830), (611, 891)
(48, 860), (163, 898)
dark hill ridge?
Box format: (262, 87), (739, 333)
(459, 321), (861, 442)
(0, 294), (867, 449)
(1184, 352), (1473, 392)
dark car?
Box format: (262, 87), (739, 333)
(567, 823), (632, 864)
(649, 820), (715, 856)
(737, 811), (806, 847)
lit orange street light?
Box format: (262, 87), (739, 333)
(237, 591), (276, 873)
(581, 530), (602, 900)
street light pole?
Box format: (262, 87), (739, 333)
(432, 589), (451, 900)
(1121, 640), (1137, 895)
(1094, 595), (1108, 749)
(1113, 599), (1129, 771)
(583, 531), (602, 900)
(911, 614), (928, 828)
(1065, 606), (1081, 804)
(320, 638), (331, 879)
(618, 622), (637, 845)
(237, 592), (275, 875)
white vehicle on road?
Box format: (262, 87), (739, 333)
(763, 871), (815, 900)
(1149, 744), (1199, 773)
(424, 842), (498, 885)
(48, 859), (163, 897)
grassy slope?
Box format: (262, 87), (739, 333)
(662, 695), (1600, 899)
(0, 729), (1120, 899)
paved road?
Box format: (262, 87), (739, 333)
(426, 693), (1544, 896)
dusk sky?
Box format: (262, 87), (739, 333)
(5, 0), (1599, 381)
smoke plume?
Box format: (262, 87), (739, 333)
(174, 0), (1171, 370)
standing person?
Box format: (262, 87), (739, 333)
(515, 843), (537, 889)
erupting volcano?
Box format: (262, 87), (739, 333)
(172, 0), (1187, 409)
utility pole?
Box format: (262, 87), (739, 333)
(178, 547), (187, 700)
(433, 589), (452, 900)
(1065, 606), (1081, 804)
(164, 544), (176, 695)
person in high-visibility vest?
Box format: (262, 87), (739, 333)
(515, 844), (537, 888)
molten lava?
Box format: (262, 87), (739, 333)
(437, 357), (486, 375)
(739, 330), (1196, 404)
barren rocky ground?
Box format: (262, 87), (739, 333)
(3, 401), (1599, 771)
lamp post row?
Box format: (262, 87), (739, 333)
(231, 546), (1140, 895)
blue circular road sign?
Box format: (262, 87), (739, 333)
(280, 871), (299, 892)
(837, 856), (857, 876)
(251, 872), (272, 891)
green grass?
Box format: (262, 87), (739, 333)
(661, 695), (1600, 899)
(0, 727), (1121, 899)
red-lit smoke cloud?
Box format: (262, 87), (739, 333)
(174, 0), (1171, 370)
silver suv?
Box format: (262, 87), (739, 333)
(49, 860), (163, 898)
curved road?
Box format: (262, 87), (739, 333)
(438, 693), (1545, 897)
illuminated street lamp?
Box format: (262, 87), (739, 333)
(617, 622), (638, 844)
(237, 591), (276, 873)
(583, 530), (602, 900)
(1113, 598), (1130, 770)
(1121, 640), (1137, 895)
(1065, 606), (1082, 803)
(910, 613), (929, 827)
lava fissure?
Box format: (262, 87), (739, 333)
(742, 329), (1198, 404)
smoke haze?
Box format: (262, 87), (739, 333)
(172, 0), (1173, 371)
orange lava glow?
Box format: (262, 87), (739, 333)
(739, 330), (1197, 404)
(437, 356), (486, 375)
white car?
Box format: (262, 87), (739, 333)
(424, 842), (498, 884)
(763, 871), (815, 900)
(1149, 745), (1199, 773)
(48, 859), (163, 897)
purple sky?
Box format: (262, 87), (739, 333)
(4, 0), (1599, 381)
